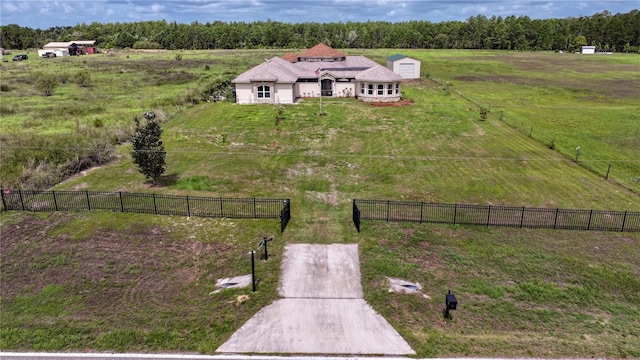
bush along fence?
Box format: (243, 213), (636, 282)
(353, 199), (639, 233)
(1, 190), (291, 233)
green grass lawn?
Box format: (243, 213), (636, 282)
(1, 49), (639, 356)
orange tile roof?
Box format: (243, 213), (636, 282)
(297, 43), (346, 59)
(281, 52), (298, 62)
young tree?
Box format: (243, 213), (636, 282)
(131, 111), (166, 185)
(572, 35), (587, 51)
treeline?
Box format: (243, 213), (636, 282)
(1, 9), (639, 52)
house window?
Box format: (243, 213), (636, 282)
(377, 84), (384, 96)
(387, 84), (393, 95)
(395, 83), (399, 94)
(368, 84), (373, 95)
(257, 85), (271, 98)
(360, 83), (365, 95)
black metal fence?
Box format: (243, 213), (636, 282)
(353, 199), (640, 233)
(1, 190), (291, 233)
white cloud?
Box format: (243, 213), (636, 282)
(1, 0), (639, 30)
(150, 3), (164, 13)
(541, 2), (554, 11)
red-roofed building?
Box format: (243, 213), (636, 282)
(232, 43), (403, 104)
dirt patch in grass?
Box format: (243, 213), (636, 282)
(0, 212), (279, 352)
(370, 100), (413, 107)
(1, 213), (233, 312)
(455, 74), (640, 99)
(451, 53), (640, 100)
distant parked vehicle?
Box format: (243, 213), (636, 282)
(12, 54), (28, 61)
(41, 52), (56, 58)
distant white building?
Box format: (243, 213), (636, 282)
(581, 46), (596, 54)
(386, 54), (421, 79)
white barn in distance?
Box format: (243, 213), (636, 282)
(386, 54), (421, 79)
(581, 46), (596, 54)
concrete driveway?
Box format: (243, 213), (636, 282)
(216, 244), (415, 355)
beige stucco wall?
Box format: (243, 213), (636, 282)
(235, 83), (254, 104)
(296, 83), (318, 98)
(335, 82), (355, 97)
(274, 83), (294, 104)
(235, 82), (294, 104)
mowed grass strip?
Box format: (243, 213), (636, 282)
(60, 78), (639, 210)
(386, 50), (640, 193)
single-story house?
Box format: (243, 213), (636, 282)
(40, 41), (97, 56)
(232, 43), (403, 104)
(386, 54), (421, 79)
(580, 46), (596, 54)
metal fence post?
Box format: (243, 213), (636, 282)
(53, 191), (58, 211)
(86, 191), (91, 210)
(219, 198), (224, 217)
(119, 192), (124, 212)
(520, 207), (525, 228)
(386, 200), (390, 222)
(621, 211), (627, 232)
(353, 199), (361, 233)
(253, 198), (257, 218)
(187, 196), (191, 217)
(19, 190), (25, 210)
(487, 205), (491, 226)
(153, 193), (157, 214)
(587, 209), (593, 230)
(553, 208), (559, 229)
(453, 203), (457, 225)
(419, 202), (424, 224)
(0, 190), (6, 210)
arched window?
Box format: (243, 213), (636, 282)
(257, 85), (271, 98)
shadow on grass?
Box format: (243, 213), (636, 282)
(153, 173), (179, 187)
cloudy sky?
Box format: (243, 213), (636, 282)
(1, 1), (637, 29)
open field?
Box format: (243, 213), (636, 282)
(363, 50), (640, 192)
(2, 211), (639, 357)
(1, 49), (639, 356)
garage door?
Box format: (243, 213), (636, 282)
(398, 63), (414, 78)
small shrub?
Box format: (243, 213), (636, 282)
(35, 73), (58, 96)
(58, 72), (70, 84)
(0, 83), (10, 92)
(93, 118), (104, 128)
(480, 107), (488, 120)
(175, 54), (183, 61)
(0, 104), (16, 115)
(204, 64), (210, 70)
(76, 70), (92, 87)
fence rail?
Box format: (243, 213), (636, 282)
(353, 199), (639, 233)
(1, 190), (291, 232)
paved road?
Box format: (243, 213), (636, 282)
(216, 244), (415, 355)
(0, 352), (586, 360)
